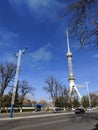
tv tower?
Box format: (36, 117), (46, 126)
(66, 29), (82, 102)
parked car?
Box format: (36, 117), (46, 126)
(75, 108), (85, 114)
(52, 107), (62, 113)
(65, 107), (72, 111)
(87, 107), (93, 111)
(92, 107), (97, 110)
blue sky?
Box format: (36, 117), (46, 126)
(0, 0), (98, 102)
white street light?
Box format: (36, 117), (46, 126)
(77, 81), (91, 107)
(85, 81), (91, 107)
(10, 48), (27, 118)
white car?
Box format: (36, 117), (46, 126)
(87, 107), (93, 111)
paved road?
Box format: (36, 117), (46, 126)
(0, 112), (98, 130)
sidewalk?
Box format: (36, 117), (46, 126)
(0, 111), (74, 121)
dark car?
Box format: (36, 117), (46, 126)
(75, 108), (85, 114)
(52, 107), (62, 113)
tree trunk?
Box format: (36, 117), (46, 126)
(0, 96), (3, 113)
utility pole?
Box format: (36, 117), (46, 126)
(85, 81), (91, 107)
(10, 48), (27, 118)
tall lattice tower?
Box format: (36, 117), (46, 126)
(66, 30), (82, 102)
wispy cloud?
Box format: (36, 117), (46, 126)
(30, 44), (52, 62)
(24, 44), (53, 70)
(0, 31), (18, 40)
(92, 54), (98, 59)
(0, 29), (19, 48)
(0, 29), (20, 63)
(9, 0), (65, 20)
(0, 52), (16, 63)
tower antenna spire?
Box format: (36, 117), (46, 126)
(66, 29), (70, 53)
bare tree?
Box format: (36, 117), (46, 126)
(55, 85), (70, 107)
(43, 76), (68, 107)
(82, 92), (98, 107)
(44, 76), (58, 106)
(90, 92), (98, 106)
(0, 62), (16, 112)
(64, 0), (98, 47)
(82, 96), (89, 107)
(17, 80), (35, 112)
(39, 99), (47, 106)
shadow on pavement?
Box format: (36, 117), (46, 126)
(72, 112), (98, 129)
(91, 124), (98, 130)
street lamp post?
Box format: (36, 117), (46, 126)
(85, 81), (91, 107)
(77, 81), (91, 107)
(10, 48), (27, 118)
